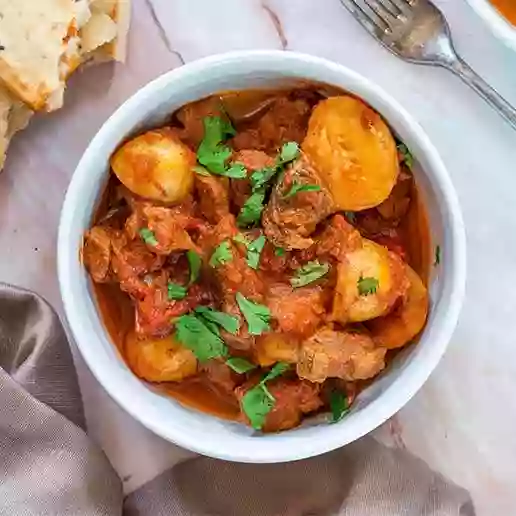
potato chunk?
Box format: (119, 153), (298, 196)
(111, 128), (195, 203)
(255, 332), (300, 367)
(368, 265), (429, 349)
(332, 240), (408, 323)
(302, 96), (399, 211)
(125, 331), (197, 382)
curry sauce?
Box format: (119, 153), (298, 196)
(87, 85), (432, 431)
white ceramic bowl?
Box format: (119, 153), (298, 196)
(58, 51), (466, 463)
(466, 0), (516, 51)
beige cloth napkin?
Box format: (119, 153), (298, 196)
(0, 283), (475, 516)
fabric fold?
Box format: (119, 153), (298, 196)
(0, 283), (474, 516)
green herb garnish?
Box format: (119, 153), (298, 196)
(233, 233), (250, 247)
(238, 142), (300, 227)
(139, 228), (158, 246)
(434, 245), (441, 266)
(226, 357), (256, 374)
(291, 260), (330, 288)
(187, 250), (202, 285)
(241, 385), (275, 430)
(237, 190), (266, 228)
(261, 361), (290, 383)
(329, 390), (350, 423)
(250, 167), (277, 191)
(224, 163), (247, 179)
(278, 141), (300, 164)
(235, 293), (270, 335)
(343, 211), (356, 223)
(241, 361), (290, 430)
(249, 141), (300, 191)
(167, 282), (187, 300)
(195, 306), (240, 335)
(198, 146), (232, 175)
(197, 116), (235, 174)
(274, 247), (285, 257)
(397, 143), (414, 169)
(175, 314), (228, 361)
(209, 241), (233, 267)
(284, 182), (321, 199)
(357, 276), (379, 296)
(246, 235), (266, 270)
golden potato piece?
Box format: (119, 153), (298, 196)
(302, 96), (399, 211)
(332, 240), (408, 323)
(125, 331), (198, 382)
(111, 128), (195, 203)
(255, 332), (299, 367)
(368, 265), (429, 349)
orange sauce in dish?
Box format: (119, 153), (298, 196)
(88, 85), (433, 428)
(491, 0), (516, 25)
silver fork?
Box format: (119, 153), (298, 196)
(340, 0), (516, 130)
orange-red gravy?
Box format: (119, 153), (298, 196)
(491, 0), (516, 25)
(92, 196), (431, 423)
(91, 86), (432, 422)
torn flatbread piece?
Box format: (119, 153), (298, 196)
(0, 86), (33, 169)
(0, 0), (81, 111)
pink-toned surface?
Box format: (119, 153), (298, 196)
(1, 1), (515, 513)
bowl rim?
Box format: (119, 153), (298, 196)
(58, 50), (466, 463)
(466, 0), (516, 51)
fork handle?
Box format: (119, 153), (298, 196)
(446, 57), (516, 130)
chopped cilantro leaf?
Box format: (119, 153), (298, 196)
(187, 250), (202, 285)
(274, 247), (286, 257)
(175, 314), (228, 361)
(329, 390), (350, 423)
(195, 306), (240, 335)
(284, 182), (321, 199)
(197, 116), (236, 174)
(261, 362), (290, 384)
(139, 228), (158, 246)
(434, 245), (441, 266)
(198, 146), (232, 174)
(250, 166), (277, 191)
(238, 141), (300, 229)
(226, 357), (256, 374)
(236, 293), (270, 335)
(241, 361), (290, 430)
(397, 143), (414, 169)
(167, 282), (187, 300)
(249, 141), (300, 191)
(291, 260), (329, 288)
(358, 276), (379, 296)
(278, 141), (300, 164)
(241, 385), (274, 430)
(199, 116), (235, 148)
(237, 190), (265, 227)
(224, 163), (247, 179)
(209, 241), (233, 267)
(246, 235), (266, 270)
(343, 211), (356, 223)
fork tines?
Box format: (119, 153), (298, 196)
(341, 0), (413, 36)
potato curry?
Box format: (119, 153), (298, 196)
(83, 86), (430, 433)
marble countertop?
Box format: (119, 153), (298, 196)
(1, 0), (515, 514)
